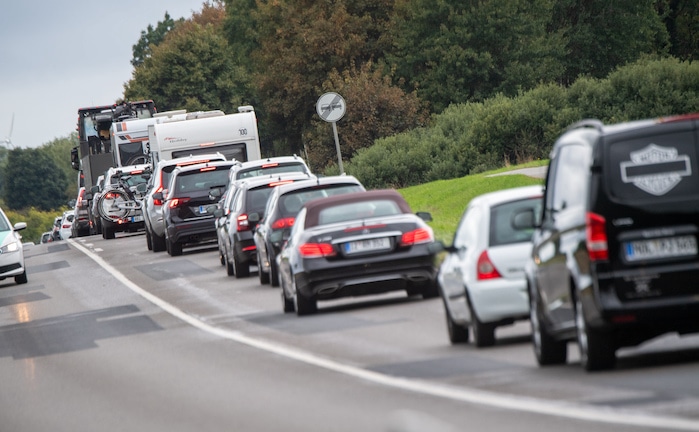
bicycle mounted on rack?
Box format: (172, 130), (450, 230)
(97, 164), (152, 239)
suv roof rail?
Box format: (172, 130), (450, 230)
(566, 119), (604, 132)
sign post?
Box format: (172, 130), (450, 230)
(316, 92), (346, 174)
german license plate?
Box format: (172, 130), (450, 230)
(625, 235), (697, 261)
(344, 237), (391, 254)
(199, 205), (209, 214)
(130, 215), (144, 223)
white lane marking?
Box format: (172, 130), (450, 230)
(69, 240), (699, 431)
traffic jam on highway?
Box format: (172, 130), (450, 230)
(8, 106), (699, 430)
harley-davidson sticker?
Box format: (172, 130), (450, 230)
(620, 144), (692, 196)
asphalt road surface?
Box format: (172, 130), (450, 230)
(1, 234), (698, 432)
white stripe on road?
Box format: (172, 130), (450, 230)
(70, 239), (699, 431)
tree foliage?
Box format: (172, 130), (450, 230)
(131, 12), (184, 68)
(1, 148), (69, 211)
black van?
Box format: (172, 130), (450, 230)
(520, 114), (699, 371)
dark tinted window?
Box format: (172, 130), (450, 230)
(173, 143), (247, 162)
(489, 197), (542, 246)
(246, 187), (275, 215)
(607, 130), (698, 201)
(174, 169), (229, 194)
(317, 199), (401, 226)
(279, 185), (362, 217)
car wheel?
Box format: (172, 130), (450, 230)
(269, 252), (279, 287)
(218, 243), (225, 266)
(258, 251), (270, 284)
(166, 233), (182, 256)
(145, 229), (153, 251)
(575, 297), (616, 371)
(443, 299), (469, 344)
(15, 270), (27, 285)
(294, 282), (317, 316)
(421, 281), (439, 299)
(530, 287), (567, 365)
(233, 251), (250, 278)
(152, 233), (166, 252)
(103, 226), (115, 240)
(468, 296), (495, 347)
(282, 288), (295, 313)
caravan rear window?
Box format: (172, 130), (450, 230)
(607, 130), (699, 201)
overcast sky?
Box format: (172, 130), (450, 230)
(0, 1), (206, 149)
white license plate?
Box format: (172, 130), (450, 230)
(625, 235), (697, 261)
(130, 215), (144, 223)
(344, 237), (391, 254)
(199, 205), (209, 214)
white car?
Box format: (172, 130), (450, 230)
(0, 207), (28, 284)
(59, 210), (75, 240)
(438, 185), (543, 347)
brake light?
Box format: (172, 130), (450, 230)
(476, 250), (502, 280)
(272, 217), (295, 229)
(400, 227), (434, 246)
(200, 166), (217, 172)
(169, 197), (191, 208)
(262, 163), (279, 168)
(237, 214), (250, 231)
(269, 180), (295, 187)
(130, 170), (143, 175)
(103, 191), (121, 200)
(586, 212), (608, 261)
(153, 186), (163, 206)
(298, 243), (335, 258)
(177, 159), (211, 166)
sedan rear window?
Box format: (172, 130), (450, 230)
(280, 185), (362, 217)
(318, 199), (401, 226)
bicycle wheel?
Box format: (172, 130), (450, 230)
(98, 190), (129, 220)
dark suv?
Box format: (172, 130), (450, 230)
(521, 113), (699, 371)
(160, 160), (237, 256)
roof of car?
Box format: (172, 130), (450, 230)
(171, 160), (238, 174)
(156, 152), (227, 169)
(469, 185), (543, 207)
(234, 155), (306, 169)
(303, 189), (411, 227)
(232, 172), (315, 190)
(273, 175), (363, 195)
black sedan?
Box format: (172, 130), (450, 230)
(278, 189), (440, 316)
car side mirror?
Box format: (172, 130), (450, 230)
(85, 193), (93, 201)
(213, 208), (224, 218)
(248, 212), (260, 223)
(153, 192), (164, 201)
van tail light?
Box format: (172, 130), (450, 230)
(237, 214), (250, 231)
(168, 197), (191, 209)
(586, 212), (608, 261)
(272, 217), (295, 230)
(298, 243), (336, 258)
(476, 250), (502, 280)
(400, 227), (434, 246)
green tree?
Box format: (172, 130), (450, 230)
(550, 0), (670, 85)
(41, 134), (80, 200)
(1, 148), (69, 211)
(660, 0), (699, 61)
(124, 3), (245, 113)
(131, 12), (184, 67)
(387, 0), (565, 112)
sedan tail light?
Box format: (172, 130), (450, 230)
(298, 243), (336, 258)
(400, 227), (433, 246)
(476, 250), (502, 280)
(272, 217), (295, 230)
(586, 212), (608, 261)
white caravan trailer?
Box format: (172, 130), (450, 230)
(149, 106), (261, 166)
(110, 110), (188, 167)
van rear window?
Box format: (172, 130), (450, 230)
(607, 130), (698, 200)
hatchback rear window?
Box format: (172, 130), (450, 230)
(607, 130), (699, 201)
(174, 169), (229, 194)
(489, 197), (542, 247)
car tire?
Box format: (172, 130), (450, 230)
(282, 288), (295, 313)
(218, 243), (225, 266)
(258, 251), (270, 284)
(145, 229), (153, 251)
(443, 299), (470, 344)
(269, 252), (279, 287)
(575, 298), (616, 371)
(103, 226), (115, 240)
(530, 287), (568, 365)
(167, 238), (182, 256)
(421, 281), (439, 299)
(152, 233), (166, 252)
(468, 298), (496, 347)
(15, 270), (27, 285)
(294, 283), (317, 316)
(233, 251), (250, 278)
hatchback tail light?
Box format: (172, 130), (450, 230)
(400, 227), (434, 246)
(476, 250), (502, 280)
(237, 214), (251, 231)
(272, 217), (295, 230)
(168, 197), (191, 209)
(586, 212), (608, 261)
(298, 242), (336, 258)
(153, 186), (164, 206)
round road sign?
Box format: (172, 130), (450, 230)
(316, 92), (346, 123)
